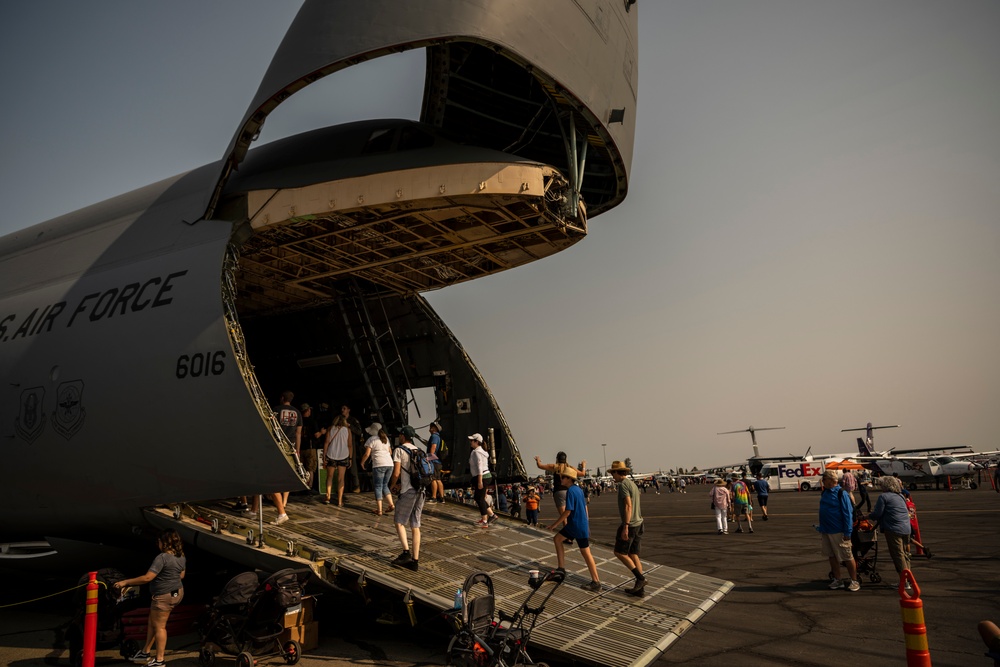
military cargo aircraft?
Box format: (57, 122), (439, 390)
(0, 0), (637, 563)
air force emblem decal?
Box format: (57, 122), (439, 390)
(53, 380), (86, 440)
(15, 386), (46, 444)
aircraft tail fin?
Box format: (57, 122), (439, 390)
(857, 437), (875, 457)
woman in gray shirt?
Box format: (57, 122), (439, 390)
(115, 529), (186, 667)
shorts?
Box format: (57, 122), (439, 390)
(394, 489), (424, 528)
(430, 460), (443, 481)
(150, 587), (184, 612)
(614, 522), (643, 556)
(736, 503), (752, 515)
(326, 456), (350, 467)
(300, 448), (317, 472)
(558, 528), (590, 549)
(756, 495), (768, 507)
(819, 533), (854, 563)
(553, 489), (567, 510)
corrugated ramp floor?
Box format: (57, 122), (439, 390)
(146, 494), (732, 667)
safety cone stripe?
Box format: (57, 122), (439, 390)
(904, 633), (930, 651)
(901, 607), (925, 622)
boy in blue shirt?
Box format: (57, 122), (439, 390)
(547, 467), (601, 592)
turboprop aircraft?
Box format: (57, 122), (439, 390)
(846, 423), (995, 486)
(0, 0), (637, 560)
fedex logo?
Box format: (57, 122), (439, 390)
(777, 463), (824, 478)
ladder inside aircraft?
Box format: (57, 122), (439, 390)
(338, 280), (419, 427)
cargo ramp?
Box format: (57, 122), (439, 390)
(146, 496), (732, 667)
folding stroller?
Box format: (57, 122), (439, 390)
(446, 569), (565, 667)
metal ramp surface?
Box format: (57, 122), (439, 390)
(146, 496), (732, 667)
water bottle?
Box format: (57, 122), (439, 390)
(453, 588), (464, 610)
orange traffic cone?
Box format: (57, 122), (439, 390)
(899, 569), (931, 666)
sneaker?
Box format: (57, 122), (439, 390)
(625, 586), (646, 598)
(847, 580), (861, 592)
(582, 580), (602, 593)
(147, 660), (166, 667)
(403, 559), (419, 572)
(475, 518), (489, 527)
(271, 513), (289, 525)
(487, 513), (499, 524)
(735, 528), (743, 533)
(233, 502), (248, 511)
(763, 515), (769, 521)
(723, 530), (728, 534)
(828, 579), (846, 590)
(241, 509), (257, 519)
(749, 527), (754, 533)
(391, 551), (413, 566)
(130, 651), (149, 664)
(717, 529), (723, 535)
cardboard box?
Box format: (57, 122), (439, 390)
(279, 620), (319, 651)
(282, 595), (315, 628)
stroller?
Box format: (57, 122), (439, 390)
(446, 569), (565, 667)
(198, 568), (311, 667)
(851, 516), (882, 584)
(67, 567), (144, 666)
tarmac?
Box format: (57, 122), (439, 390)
(1, 483), (998, 666)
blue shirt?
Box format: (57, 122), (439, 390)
(427, 432), (442, 460)
(818, 485), (853, 536)
(753, 479), (770, 496)
(563, 484), (589, 539)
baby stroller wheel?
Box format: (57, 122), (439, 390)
(198, 645), (217, 667)
(120, 638), (140, 659)
(235, 650), (254, 667)
(870, 572), (882, 584)
(282, 639), (302, 665)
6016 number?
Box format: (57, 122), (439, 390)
(176, 351), (226, 378)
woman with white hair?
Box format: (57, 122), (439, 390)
(869, 475), (912, 579)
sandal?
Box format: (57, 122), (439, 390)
(373, 510), (383, 516)
(321, 497), (330, 505)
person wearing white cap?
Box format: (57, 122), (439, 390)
(359, 423), (394, 516)
(468, 433), (497, 527)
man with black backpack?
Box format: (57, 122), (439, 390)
(389, 425), (425, 571)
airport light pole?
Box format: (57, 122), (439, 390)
(602, 443), (607, 475)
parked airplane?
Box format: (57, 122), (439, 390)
(0, 0), (638, 565)
(848, 423), (996, 486)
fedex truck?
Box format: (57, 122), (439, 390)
(758, 462), (826, 491)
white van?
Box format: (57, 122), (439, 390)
(758, 462), (826, 491)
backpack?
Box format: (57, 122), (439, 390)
(406, 444), (435, 493)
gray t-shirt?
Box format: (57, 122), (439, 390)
(148, 552), (186, 596)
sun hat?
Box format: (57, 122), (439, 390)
(609, 460), (630, 473)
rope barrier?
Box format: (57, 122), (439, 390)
(0, 580), (107, 609)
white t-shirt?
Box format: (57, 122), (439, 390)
(365, 435), (393, 468)
(393, 442), (419, 494)
(469, 446), (491, 477)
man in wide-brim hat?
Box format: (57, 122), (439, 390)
(609, 460), (647, 596)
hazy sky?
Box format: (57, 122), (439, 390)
(2, 1), (998, 473)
